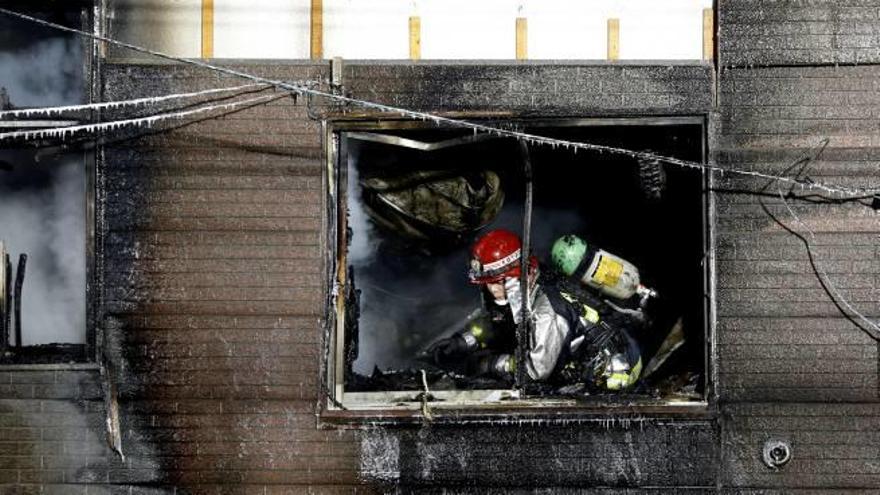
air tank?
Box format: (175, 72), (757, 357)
(551, 234), (654, 301)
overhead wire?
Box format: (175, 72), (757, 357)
(1, 7), (877, 345)
(0, 83), (271, 119)
(756, 139), (880, 342)
(774, 189), (880, 341)
(0, 92), (288, 142)
(1, 7), (878, 199)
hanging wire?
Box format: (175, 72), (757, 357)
(1, 7), (878, 198)
(755, 139), (880, 342)
(773, 189), (880, 340)
(0, 83), (271, 119)
(0, 93), (286, 142)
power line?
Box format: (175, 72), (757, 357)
(756, 141), (880, 342)
(0, 93), (286, 142)
(0, 7), (878, 198)
(774, 189), (880, 340)
(0, 83), (270, 119)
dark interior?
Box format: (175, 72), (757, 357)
(341, 121), (707, 400)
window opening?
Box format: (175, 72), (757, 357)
(329, 119), (708, 410)
(0, 3), (92, 364)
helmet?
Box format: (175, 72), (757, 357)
(468, 229), (537, 284)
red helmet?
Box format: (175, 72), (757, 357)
(468, 229), (537, 284)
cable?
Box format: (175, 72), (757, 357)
(1, 7), (877, 199)
(755, 139), (880, 342)
(0, 83), (270, 119)
(0, 93), (286, 142)
(774, 189), (880, 340)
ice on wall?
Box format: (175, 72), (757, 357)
(359, 429), (401, 483)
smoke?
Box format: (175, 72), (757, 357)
(0, 154), (86, 345)
(0, 37), (83, 108)
(344, 137), (592, 375)
(346, 152), (377, 267)
(0, 19), (86, 345)
(346, 142), (482, 374)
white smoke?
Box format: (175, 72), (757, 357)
(0, 156), (86, 345)
(345, 150), (377, 266)
(345, 141), (481, 374)
(0, 30), (86, 345)
(0, 37), (82, 107)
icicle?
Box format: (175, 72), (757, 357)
(0, 83), (270, 120)
(0, 93), (281, 143)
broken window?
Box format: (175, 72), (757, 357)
(326, 118), (710, 412)
(0, 3), (93, 364)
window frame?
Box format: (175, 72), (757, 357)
(320, 115), (715, 423)
(0, 3), (99, 365)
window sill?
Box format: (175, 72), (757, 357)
(0, 344), (91, 366)
(319, 396), (713, 429)
(0, 362), (99, 371)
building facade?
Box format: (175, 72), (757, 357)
(0, 1), (878, 493)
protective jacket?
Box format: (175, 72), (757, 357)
(458, 275), (642, 391)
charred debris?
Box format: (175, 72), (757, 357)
(0, 242), (85, 364)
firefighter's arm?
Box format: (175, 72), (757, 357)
(525, 309), (570, 381)
(423, 334), (470, 365)
(480, 309), (569, 381)
(422, 314), (495, 365)
(465, 352), (514, 379)
(458, 314), (497, 350)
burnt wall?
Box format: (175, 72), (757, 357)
(98, 61), (716, 493)
(0, 367), (111, 493)
(340, 62), (712, 116)
(2, 0), (879, 489)
(717, 0), (880, 489)
(720, 0), (880, 67)
(97, 62), (364, 493)
(342, 61), (718, 490)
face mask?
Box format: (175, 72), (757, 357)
(505, 277), (525, 325)
(485, 281), (508, 306)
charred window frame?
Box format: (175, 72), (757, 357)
(322, 117), (713, 419)
(0, 1), (100, 365)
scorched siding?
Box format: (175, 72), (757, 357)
(1, 0), (879, 490)
(716, 0), (880, 489)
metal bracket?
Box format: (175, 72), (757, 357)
(762, 439), (792, 470)
(345, 131), (501, 151)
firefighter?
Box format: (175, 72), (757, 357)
(425, 229), (642, 391)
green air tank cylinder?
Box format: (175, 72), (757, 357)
(551, 234), (642, 300)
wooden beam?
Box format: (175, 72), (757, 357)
(201, 0), (214, 59)
(311, 0), (323, 59)
(607, 18), (619, 60)
(516, 17), (528, 60)
(409, 16), (421, 60)
(703, 8), (714, 60)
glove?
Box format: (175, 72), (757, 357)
(424, 335), (469, 366)
(466, 353), (513, 379)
